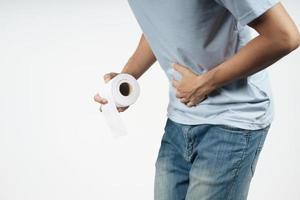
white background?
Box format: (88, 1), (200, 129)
(0, 0), (299, 199)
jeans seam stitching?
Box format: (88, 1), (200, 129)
(250, 147), (261, 176)
(226, 133), (251, 199)
(250, 130), (268, 176)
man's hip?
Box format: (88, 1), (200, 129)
(154, 118), (270, 200)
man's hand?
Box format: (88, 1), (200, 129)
(94, 72), (129, 112)
(204, 4), (299, 90)
(172, 63), (215, 107)
(172, 4), (300, 106)
(94, 34), (156, 113)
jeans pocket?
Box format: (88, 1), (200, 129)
(216, 124), (251, 134)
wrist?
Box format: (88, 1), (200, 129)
(121, 58), (143, 80)
(121, 67), (139, 80)
(197, 69), (219, 94)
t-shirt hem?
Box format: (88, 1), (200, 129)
(167, 112), (273, 131)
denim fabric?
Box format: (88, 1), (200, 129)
(154, 118), (269, 200)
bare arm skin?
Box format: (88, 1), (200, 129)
(94, 34), (156, 111)
(208, 3), (300, 88)
(172, 3), (300, 107)
(120, 34), (157, 79)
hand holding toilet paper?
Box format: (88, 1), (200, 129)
(99, 73), (140, 137)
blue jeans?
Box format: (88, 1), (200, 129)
(154, 118), (270, 200)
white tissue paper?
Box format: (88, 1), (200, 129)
(100, 73), (140, 137)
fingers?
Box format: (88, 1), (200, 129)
(176, 91), (185, 98)
(172, 79), (180, 89)
(94, 93), (108, 104)
(94, 94), (129, 112)
(184, 95), (208, 107)
(179, 97), (189, 103)
(96, 72), (127, 113)
(103, 72), (118, 83)
(186, 102), (195, 107)
(172, 63), (189, 75)
(117, 106), (129, 112)
(95, 72), (118, 104)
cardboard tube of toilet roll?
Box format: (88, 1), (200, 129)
(100, 73), (140, 137)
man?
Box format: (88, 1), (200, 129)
(95, 0), (299, 199)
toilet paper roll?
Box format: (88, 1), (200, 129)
(100, 73), (140, 137)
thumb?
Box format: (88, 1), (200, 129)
(103, 72), (118, 83)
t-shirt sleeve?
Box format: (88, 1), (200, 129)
(214, 0), (280, 26)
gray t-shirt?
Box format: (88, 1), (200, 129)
(128, 0), (280, 130)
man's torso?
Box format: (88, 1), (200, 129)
(128, 0), (274, 130)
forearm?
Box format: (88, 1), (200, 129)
(170, 3), (299, 108)
(121, 34), (156, 79)
(207, 34), (297, 89)
(205, 4), (300, 90)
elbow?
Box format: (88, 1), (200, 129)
(283, 33), (300, 52)
(276, 31), (300, 54)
